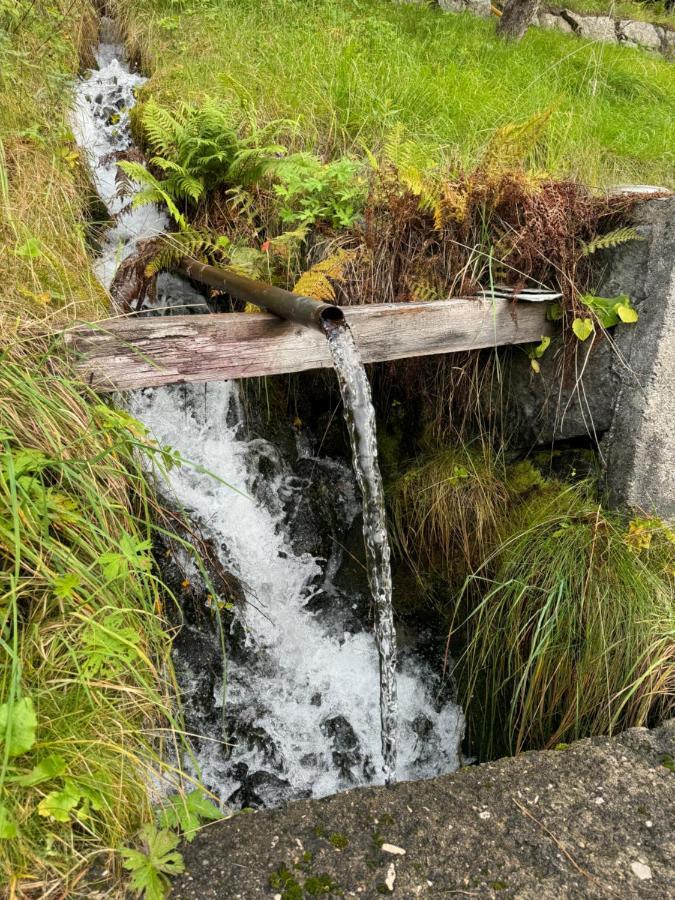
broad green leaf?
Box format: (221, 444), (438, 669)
(0, 803), (17, 840)
(53, 573), (81, 600)
(38, 782), (81, 822)
(533, 335), (551, 358)
(572, 317), (594, 341)
(0, 697), (37, 758)
(13, 754), (66, 787)
(616, 303), (638, 324)
(546, 302), (563, 322)
(122, 825), (185, 899)
(6, 448), (50, 477)
(158, 789), (222, 842)
(15, 237), (43, 260)
(530, 358), (541, 374)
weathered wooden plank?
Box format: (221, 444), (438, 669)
(64, 298), (553, 391)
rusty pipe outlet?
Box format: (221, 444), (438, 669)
(177, 259), (345, 330)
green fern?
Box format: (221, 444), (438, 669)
(144, 230), (230, 277)
(119, 99), (287, 228)
(582, 227), (643, 256)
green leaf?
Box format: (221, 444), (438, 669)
(38, 782), (81, 822)
(15, 237), (43, 260)
(13, 754), (66, 787)
(122, 825), (185, 899)
(0, 803), (18, 840)
(616, 303), (638, 324)
(533, 335), (551, 358)
(158, 789), (223, 842)
(53, 573), (81, 600)
(99, 534), (153, 581)
(572, 317), (594, 341)
(546, 303), (564, 322)
(0, 697), (37, 758)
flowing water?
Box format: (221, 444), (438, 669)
(71, 25), (464, 807)
(324, 322), (398, 782)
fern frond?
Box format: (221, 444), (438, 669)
(582, 227), (643, 256)
(142, 100), (185, 160)
(294, 249), (356, 302)
(144, 229), (225, 276)
(482, 109), (552, 174)
(117, 160), (161, 189)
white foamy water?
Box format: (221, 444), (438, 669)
(72, 28), (464, 806)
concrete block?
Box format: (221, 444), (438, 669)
(503, 197), (675, 518)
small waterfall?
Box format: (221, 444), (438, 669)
(324, 322), (398, 783)
(71, 26), (464, 808)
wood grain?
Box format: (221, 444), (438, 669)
(64, 298), (554, 391)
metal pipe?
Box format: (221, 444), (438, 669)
(177, 259), (345, 330)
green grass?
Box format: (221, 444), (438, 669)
(114, 0), (675, 188)
(457, 481), (675, 758)
(558, 0), (675, 28)
(391, 450), (674, 760)
(0, 3), (198, 891)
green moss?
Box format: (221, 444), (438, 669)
(661, 754), (675, 772)
(328, 832), (349, 850)
(491, 881), (508, 891)
(305, 873), (342, 895)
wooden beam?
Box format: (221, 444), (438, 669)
(64, 298), (554, 391)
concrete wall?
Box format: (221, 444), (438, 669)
(504, 196), (675, 519)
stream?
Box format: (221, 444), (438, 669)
(71, 20), (464, 807)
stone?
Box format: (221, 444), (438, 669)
(538, 12), (573, 33)
(438, 0), (492, 18)
(620, 20), (663, 51)
(169, 721), (675, 899)
(630, 861), (653, 881)
(565, 12), (618, 43)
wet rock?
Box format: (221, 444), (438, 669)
(227, 766), (292, 808)
(171, 720), (675, 899)
(320, 715), (362, 779)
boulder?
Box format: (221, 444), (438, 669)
(620, 20), (664, 51)
(438, 0), (492, 18)
(538, 11), (574, 33)
(565, 12), (618, 43)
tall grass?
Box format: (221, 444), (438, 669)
(454, 480), (675, 758)
(113, 0), (675, 187)
(0, 342), (187, 889)
(390, 451), (674, 760)
(0, 3), (194, 890)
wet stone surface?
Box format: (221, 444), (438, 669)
(172, 720), (675, 898)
